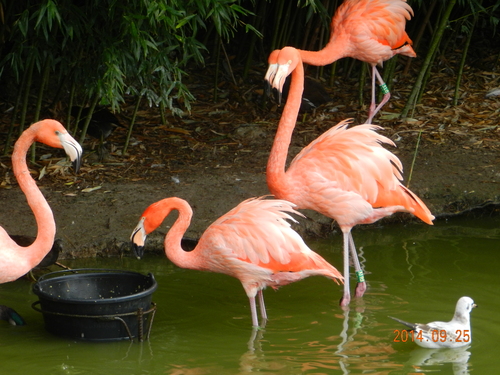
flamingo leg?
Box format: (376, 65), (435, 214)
(348, 233), (367, 297)
(340, 232), (351, 307)
(258, 290), (267, 321)
(366, 66), (391, 124)
(249, 296), (259, 327)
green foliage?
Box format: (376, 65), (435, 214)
(1, 0), (499, 134)
(0, 0), (258, 119)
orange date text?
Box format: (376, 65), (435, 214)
(393, 329), (470, 343)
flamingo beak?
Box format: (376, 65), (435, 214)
(273, 63), (291, 94)
(264, 62), (291, 105)
(132, 243), (145, 260)
(131, 218), (147, 260)
(264, 63), (278, 81)
(59, 132), (83, 173)
(264, 63), (278, 95)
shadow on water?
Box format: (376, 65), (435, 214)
(0, 214), (498, 374)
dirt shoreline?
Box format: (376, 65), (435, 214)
(1, 136), (499, 260)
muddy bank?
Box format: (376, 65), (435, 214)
(1, 138), (498, 259)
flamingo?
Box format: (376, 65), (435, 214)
(294, 0), (416, 123)
(265, 47), (434, 306)
(130, 196), (343, 327)
(0, 119), (82, 283)
(9, 235), (64, 270)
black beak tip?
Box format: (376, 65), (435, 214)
(277, 91), (283, 105)
(132, 244), (145, 260)
(72, 156), (82, 174)
(265, 81), (272, 96)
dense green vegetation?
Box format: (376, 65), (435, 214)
(0, 0), (498, 155)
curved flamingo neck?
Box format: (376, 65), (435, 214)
(163, 198), (202, 270)
(11, 125), (55, 265)
(298, 37), (349, 66)
(266, 52), (305, 197)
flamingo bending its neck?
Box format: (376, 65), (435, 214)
(0, 119), (82, 283)
(295, 0), (416, 123)
(131, 196), (343, 327)
(265, 47), (434, 306)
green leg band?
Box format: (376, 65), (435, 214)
(379, 83), (389, 95)
(356, 270), (365, 283)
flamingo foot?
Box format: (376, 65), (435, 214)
(354, 270), (366, 297)
(340, 293), (351, 307)
(355, 281), (367, 298)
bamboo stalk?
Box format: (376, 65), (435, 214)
(2, 60), (30, 155)
(78, 95), (99, 144)
(67, 81), (77, 134)
(270, 0), (285, 50)
(406, 130), (423, 189)
(19, 50), (36, 136)
(403, 0), (438, 75)
(213, 35), (221, 102)
(160, 102), (167, 126)
(122, 95), (141, 155)
(33, 53), (51, 122)
(453, 15), (477, 105)
(401, 0), (457, 119)
(30, 52), (52, 163)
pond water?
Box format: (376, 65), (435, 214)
(1, 214), (499, 374)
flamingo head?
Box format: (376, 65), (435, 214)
(33, 119), (83, 173)
(130, 201), (173, 259)
(264, 47), (301, 103)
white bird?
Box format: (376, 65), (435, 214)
(390, 296), (477, 349)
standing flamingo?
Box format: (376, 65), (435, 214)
(131, 196), (343, 327)
(293, 0), (416, 123)
(265, 47), (434, 306)
(0, 119), (82, 283)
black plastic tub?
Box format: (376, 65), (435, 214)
(32, 269), (157, 341)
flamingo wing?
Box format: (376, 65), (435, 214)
(332, 0), (415, 62)
(198, 197), (340, 275)
(290, 120), (402, 203)
(288, 120), (434, 225)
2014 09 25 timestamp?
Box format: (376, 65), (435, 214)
(393, 329), (471, 343)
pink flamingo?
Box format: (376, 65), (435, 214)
(131, 196), (343, 327)
(265, 47), (434, 306)
(0, 120), (82, 284)
(295, 0), (416, 123)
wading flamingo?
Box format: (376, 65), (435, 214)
(295, 0), (416, 123)
(0, 119), (82, 284)
(265, 47), (434, 306)
(131, 196), (343, 327)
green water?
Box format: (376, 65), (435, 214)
(1, 215), (499, 374)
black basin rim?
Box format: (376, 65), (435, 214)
(32, 269), (157, 304)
